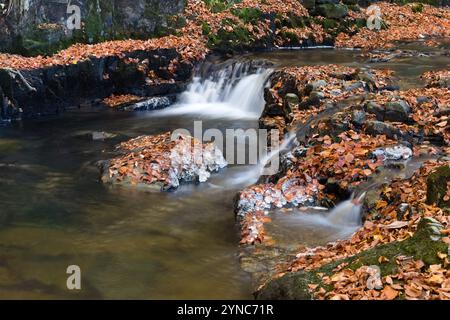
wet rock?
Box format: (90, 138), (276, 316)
(366, 101), (384, 121)
(351, 109), (366, 127)
(122, 96), (174, 111)
(365, 121), (403, 140)
(325, 112), (350, 135)
(310, 80), (328, 90)
(357, 71), (377, 90)
(344, 81), (364, 92)
(384, 100), (411, 123)
(366, 100), (411, 123)
(284, 93), (299, 111)
(378, 85), (400, 92)
(91, 131), (117, 141)
(372, 145), (413, 161)
(426, 165), (450, 208)
(330, 89), (342, 96)
(309, 91), (325, 100)
(416, 96), (430, 105)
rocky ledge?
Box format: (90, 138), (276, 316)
(0, 46), (196, 121)
(1, 1), (449, 122)
(100, 132), (227, 191)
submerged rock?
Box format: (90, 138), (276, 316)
(100, 132), (227, 191)
(91, 131), (117, 141)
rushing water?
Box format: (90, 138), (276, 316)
(0, 44), (448, 299)
(153, 62), (272, 119)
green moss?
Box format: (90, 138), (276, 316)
(201, 21), (212, 35)
(426, 165), (450, 208)
(257, 218), (449, 300)
(321, 18), (338, 30)
(204, 0), (241, 13)
(84, 0), (106, 43)
(316, 4), (349, 20)
(231, 7), (263, 24)
(411, 3), (424, 12)
(279, 31), (301, 46)
(207, 18), (255, 51)
(276, 14), (311, 29)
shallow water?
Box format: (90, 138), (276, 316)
(0, 44), (448, 299)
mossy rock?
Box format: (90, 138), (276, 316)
(204, 0), (241, 12)
(256, 217), (448, 299)
(426, 165), (450, 208)
(231, 7), (263, 24)
(316, 4), (349, 19)
(255, 271), (316, 300)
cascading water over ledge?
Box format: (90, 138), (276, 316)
(152, 60), (273, 119)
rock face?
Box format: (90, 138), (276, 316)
(0, 0), (186, 55)
(0, 48), (193, 120)
(100, 132), (227, 191)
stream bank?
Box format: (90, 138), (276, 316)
(235, 50), (449, 299)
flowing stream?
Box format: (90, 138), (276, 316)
(0, 44), (448, 299)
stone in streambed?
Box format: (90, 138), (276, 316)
(384, 100), (411, 123)
(92, 131), (117, 141)
(365, 121), (403, 140)
(285, 93), (300, 107)
(366, 101), (384, 121)
(100, 132), (227, 191)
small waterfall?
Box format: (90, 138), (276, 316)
(223, 131), (297, 187)
(155, 61), (273, 119)
(326, 199), (362, 226)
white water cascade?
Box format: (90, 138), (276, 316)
(154, 62), (273, 119)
